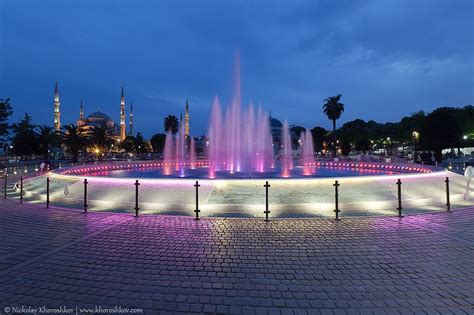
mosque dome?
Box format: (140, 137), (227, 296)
(88, 111), (112, 121)
(84, 110), (116, 130)
(269, 117), (283, 128)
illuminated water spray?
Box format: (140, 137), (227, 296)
(207, 53), (274, 177)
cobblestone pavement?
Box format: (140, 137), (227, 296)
(0, 199), (473, 314)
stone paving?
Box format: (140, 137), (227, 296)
(0, 199), (473, 314)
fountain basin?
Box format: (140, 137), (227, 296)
(16, 161), (473, 217)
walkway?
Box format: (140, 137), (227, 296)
(0, 199), (473, 314)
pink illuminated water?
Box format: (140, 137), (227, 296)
(162, 53), (322, 179)
(281, 121), (293, 177)
(163, 123), (195, 176)
(163, 131), (174, 175)
(190, 138), (196, 169)
(300, 131), (315, 175)
(207, 53), (273, 176)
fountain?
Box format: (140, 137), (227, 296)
(300, 131), (315, 175)
(207, 55), (273, 178)
(18, 53), (462, 217)
(280, 120), (293, 177)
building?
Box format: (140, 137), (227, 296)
(77, 108), (120, 138)
(184, 99), (190, 138)
(53, 82), (61, 131)
(129, 103), (134, 136)
(268, 114), (299, 155)
(119, 86), (126, 141)
(48, 84), (134, 141)
(178, 99), (191, 139)
(269, 114), (283, 143)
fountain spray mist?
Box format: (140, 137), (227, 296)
(207, 52), (273, 177)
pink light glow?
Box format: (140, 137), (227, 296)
(207, 54), (274, 177)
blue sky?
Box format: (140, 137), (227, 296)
(1, 0), (473, 137)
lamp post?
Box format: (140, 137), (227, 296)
(412, 131), (419, 163)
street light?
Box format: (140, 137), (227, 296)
(463, 135), (468, 140)
(412, 131), (419, 163)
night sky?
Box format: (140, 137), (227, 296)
(1, 0), (473, 137)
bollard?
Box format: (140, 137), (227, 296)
(83, 178), (88, 213)
(194, 181), (200, 220)
(4, 171), (7, 199)
(396, 179), (403, 217)
(20, 175), (23, 204)
(134, 180), (140, 217)
(264, 181), (271, 221)
(334, 180), (340, 220)
(445, 177), (451, 212)
(46, 177), (50, 208)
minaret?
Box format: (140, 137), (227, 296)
(129, 102), (134, 136)
(120, 86), (126, 141)
(79, 99), (84, 120)
(77, 99), (85, 128)
(53, 82), (61, 131)
(184, 98), (190, 138)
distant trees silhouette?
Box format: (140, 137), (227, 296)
(1, 96), (472, 162)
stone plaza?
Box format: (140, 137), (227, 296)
(0, 198), (473, 314)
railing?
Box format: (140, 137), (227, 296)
(3, 176), (459, 220)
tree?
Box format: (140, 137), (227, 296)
(355, 139), (372, 153)
(396, 111), (425, 144)
(310, 126), (328, 153)
(338, 119), (369, 144)
(150, 133), (166, 153)
(37, 125), (59, 161)
(134, 132), (150, 155)
(0, 98), (13, 146)
(62, 124), (87, 162)
(419, 109), (463, 161)
(10, 113), (38, 159)
(340, 141), (352, 156)
(164, 115), (179, 135)
(290, 126), (306, 138)
(323, 94), (344, 157)
(121, 136), (136, 153)
(88, 126), (114, 159)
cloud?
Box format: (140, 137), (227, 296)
(0, 0), (472, 136)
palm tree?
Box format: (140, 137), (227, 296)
(323, 94), (345, 157)
(164, 115), (179, 135)
(120, 135), (136, 154)
(62, 124), (87, 162)
(88, 126), (114, 160)
(36, 125), (58, 161)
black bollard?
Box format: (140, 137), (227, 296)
(264, 181), (271, 221)
(20, 175), (23, 204)
(134, 180), (140, 217)
(334, 180), (340, 220)
(445, 177), (451, 212)
(3, 171), (7, 199)
(46, 177), (50, 208)
(83, 178), (88, 213)
(396, 179), (403, 217)
(194, 181), (200, 220)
